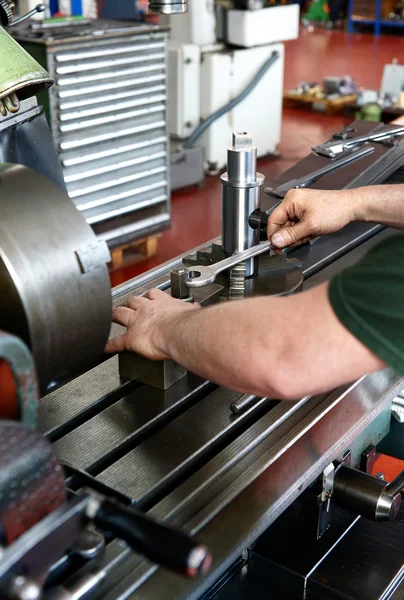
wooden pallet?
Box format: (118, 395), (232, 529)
(109, 235), (160, 270)
(283, 91), (358, 115)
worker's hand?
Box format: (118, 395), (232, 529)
(105, 288), (200, 360)
(267, 188), (355, 250)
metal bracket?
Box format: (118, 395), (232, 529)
(0, 97), (41, 133)
(75, 241), (111, 274)
(317, 451), (352, 539)
(317, 463), (335, 539)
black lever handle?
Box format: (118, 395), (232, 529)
(93, 498), (212, 578)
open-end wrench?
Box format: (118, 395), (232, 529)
(185, 240), (273, 288)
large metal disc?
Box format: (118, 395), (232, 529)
(0, 164), (112, 389)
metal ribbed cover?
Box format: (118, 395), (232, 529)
(45, 27), (170, 244)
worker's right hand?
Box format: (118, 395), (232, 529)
(267, 188), (356, 250)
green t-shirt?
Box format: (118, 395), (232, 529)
(328, 233), (404, 375)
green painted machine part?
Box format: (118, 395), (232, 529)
(0, 26), (53, 101)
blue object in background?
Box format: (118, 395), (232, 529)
(348, 0), (404, 34)
(70, 0), (83, 15)
(49, 0), (58, 13)
(100, 0), (139, 19)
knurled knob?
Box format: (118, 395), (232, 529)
(0, 0), (13, 26)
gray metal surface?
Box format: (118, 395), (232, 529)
(33, 224), (403, 599)
(100, 371), (403, 600)
(0, 164), (112, 388)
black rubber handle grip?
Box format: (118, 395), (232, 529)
(94, 498), (212, 578)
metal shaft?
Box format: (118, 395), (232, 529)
(221, 133), (264, 277)
(333, 465), (402, 521)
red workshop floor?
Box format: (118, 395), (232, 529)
(110, 28), (402, 287)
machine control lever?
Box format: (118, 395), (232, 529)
(185, 240), (273, 288)
(0, 1), (46, 27)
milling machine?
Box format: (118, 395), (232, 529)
(2, 4), (404, 598)
(1, 117), (404, 598)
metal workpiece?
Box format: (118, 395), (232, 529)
(148, 0), (188, 13)
(333, 465), (404, 521)
(0, 164), (112, 389)
(226, 133), (257, 185)
(221, 133), (265, 277)
(119, 352), (187, 390)
(229, 262), (247, 300)
(170, 267), (191, 299)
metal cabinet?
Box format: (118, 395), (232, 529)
(14, 20), (171, 248)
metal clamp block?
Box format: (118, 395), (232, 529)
(119, 352), (187, 391)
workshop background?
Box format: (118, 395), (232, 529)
(2, 1), (404, 598)
(10, 0), (404, 286)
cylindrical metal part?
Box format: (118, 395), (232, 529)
(221, 133), (264, 277)
(333, 465), (402, 522)
(230, 394), (260, 414)
(148, 0), (188, 14)
(0, 164), (112, 390)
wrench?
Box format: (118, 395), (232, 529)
(185, 241), (273, 288)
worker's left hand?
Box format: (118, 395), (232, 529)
(105, 289), (200, 360)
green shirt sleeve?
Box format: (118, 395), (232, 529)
(328, 233), (404, 375)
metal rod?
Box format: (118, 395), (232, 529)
(230, 395), (262, 415)
(9, 3), (45, 26)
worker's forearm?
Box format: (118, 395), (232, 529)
(155, 298), (282, 397)
(153, 282), (385, 401)
(352, 184), (404, 229)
